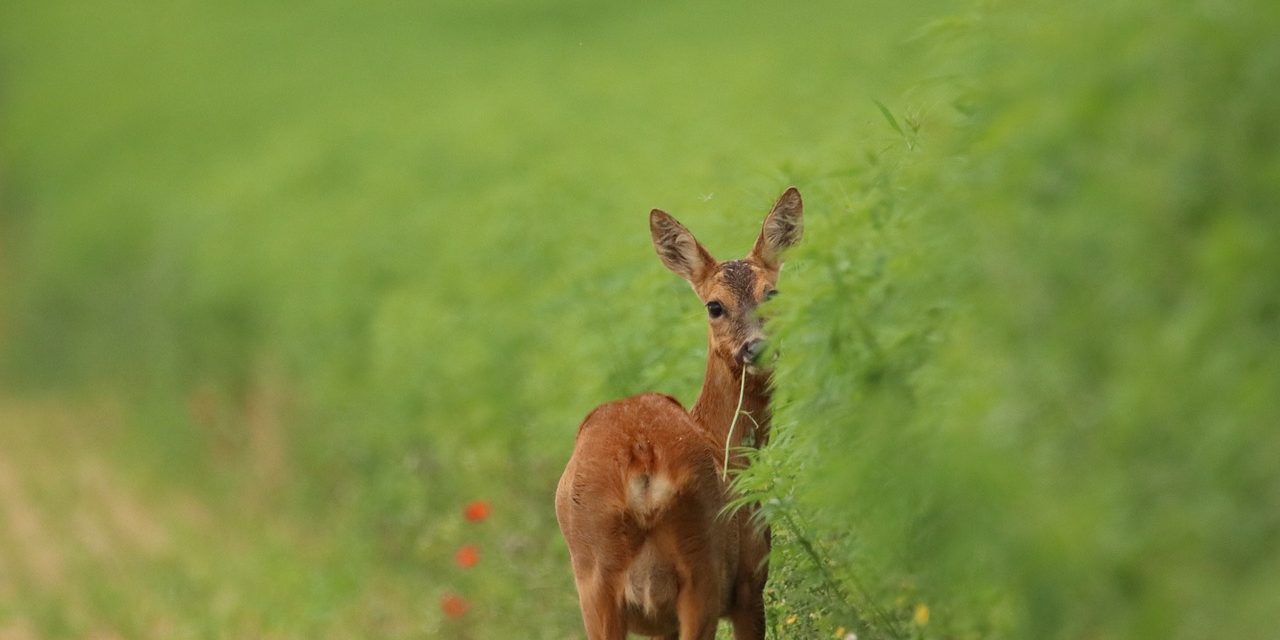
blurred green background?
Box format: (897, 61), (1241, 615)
(1, 0), (1277, 638)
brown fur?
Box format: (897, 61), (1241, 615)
(556, 187), (803, 639)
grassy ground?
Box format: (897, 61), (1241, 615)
(0, 394), (424, 639)
(3, 0), (1279, 638)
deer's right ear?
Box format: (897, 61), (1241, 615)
(750, 187), (803, 271)
(650, 209), (715, 285)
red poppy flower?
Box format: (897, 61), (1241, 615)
(455, 544), (480, 569)
(440, 593), (469, 618)
(463, 500), (490, 522)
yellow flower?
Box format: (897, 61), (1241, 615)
(786, 614), (798, 625)
(913, 603), (930, 626)
(834, 626), (846, 638)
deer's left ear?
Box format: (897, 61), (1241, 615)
(750, 186), (803, 270)
(651, 209), (716, 285)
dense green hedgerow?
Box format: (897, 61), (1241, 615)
(747, 2), (1280, 638)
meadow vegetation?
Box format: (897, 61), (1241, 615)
(1, 0), (1277, 638)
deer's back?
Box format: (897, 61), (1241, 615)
(555, 393), (736, 634)
(556, 392), (722, 531)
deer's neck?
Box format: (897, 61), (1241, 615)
(690, 350), (771, 454)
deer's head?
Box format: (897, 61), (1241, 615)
(650, 187), (803, 373)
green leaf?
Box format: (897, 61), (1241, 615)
(873, 99), (906, 138)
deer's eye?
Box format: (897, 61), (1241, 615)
(706, 301), (725, 318)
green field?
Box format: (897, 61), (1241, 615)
(2, 0), (1278, 638)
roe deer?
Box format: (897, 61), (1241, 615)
(555, 187), (803, 639)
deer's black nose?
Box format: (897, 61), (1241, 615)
(738, 339), (766, 365)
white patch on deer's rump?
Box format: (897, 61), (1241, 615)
(627, 472), (673, 525)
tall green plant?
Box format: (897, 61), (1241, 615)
(745, 1), (1280, 638)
